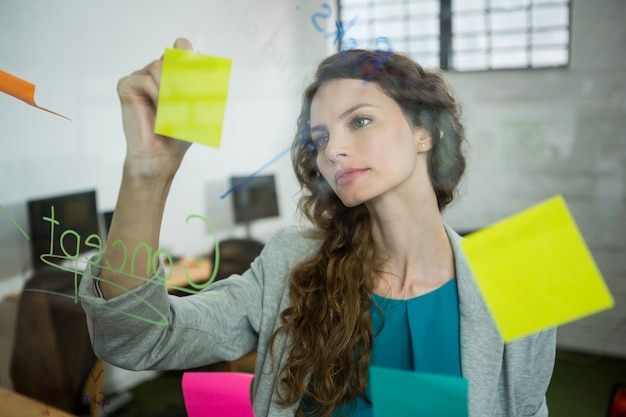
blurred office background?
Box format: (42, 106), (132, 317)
(0, 0), (624, 415)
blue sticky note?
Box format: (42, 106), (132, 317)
(370, 366), (468, 417)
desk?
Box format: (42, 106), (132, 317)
(0, 386), (76, 417)
(165, 258), (213, 293)
(4, 293), (20, 303)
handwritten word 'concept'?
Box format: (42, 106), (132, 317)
(9, 205), (221, 326)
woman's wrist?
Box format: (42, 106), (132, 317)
(122, 154), (182, 184)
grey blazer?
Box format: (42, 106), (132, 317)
(79, 225), (555, 417)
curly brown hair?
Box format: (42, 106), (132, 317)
(270, 49), (467, 417)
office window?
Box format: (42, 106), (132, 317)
(339, 0), (571, 71)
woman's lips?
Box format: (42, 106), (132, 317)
(334, 168), (368, 186)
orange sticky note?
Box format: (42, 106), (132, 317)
(154, 48), (232, 148)
(461, 195), (614, 343)
(0, 69), (70, 120)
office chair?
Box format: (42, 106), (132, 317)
(609, 380), (626, 417)
(208, 238), (265, 283)
(10, 267), (97, 415)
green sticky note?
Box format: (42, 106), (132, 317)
(155, 48), (232, 148)
(370, 367), (468, 417)
(461, 195), (614, 343)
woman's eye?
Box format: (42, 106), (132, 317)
(313, 135), (329, 149)
(352, 117), (371, 129)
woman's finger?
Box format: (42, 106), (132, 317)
(173, 37), (193, 51)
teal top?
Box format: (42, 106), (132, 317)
(333, 278), (462, 417)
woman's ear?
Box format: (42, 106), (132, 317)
(414, 128), (433, 153)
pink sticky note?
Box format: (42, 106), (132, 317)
(182, 372), (255, 417)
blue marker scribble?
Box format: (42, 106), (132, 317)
(311, 3), (332, 33)
(221, 129), (312, 199)
(325, 15), (358, 45)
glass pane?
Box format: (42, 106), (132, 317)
(452, 0), (486, 12)
(491, 0), (531, 10)
(422, 54), (441, 68)
(410, 37), (440, 54)
(391, 39), (408, 53)
(453, 34), (488, 51)
(490, 9), (528, 31)
(409, 0), (440, 16)
(410, 52), (440, 68)
(454, 52), (488, 70)
(355, 37), (396, 51)
(339, 0), (570, 72)
(409, 17), (439, 37)
(532, 0), (567, 4)
(373, 3), (405, 19)
(342, 6), (370, 22)
(532, 5), (569, 28)
(374, 20), (405, 37)
(531, 28), (569, 46)
(491, 32), (528, 48)
(347, 23), (370, 39)
(531, 47), (568, 66)
(491, 49), (529, 68)
(341, 0), (367, 7)
(453, 13), (487, 34)
(340, 4), (359, 13)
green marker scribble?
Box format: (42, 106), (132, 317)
(153, 248), (174, 283)
(84, 270), (170, 326)
(0, 204), (30, 240)
(29, 231), (220, 326)
(38, 253), (220, 298)
(105, 239), (128, 272)
(24, 287), (170, 326)
(184, 214), (220, 290)
(16, 208), (222, 326)
(25, 258), (219, 327)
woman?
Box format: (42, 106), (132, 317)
(79, 38), (556, 417)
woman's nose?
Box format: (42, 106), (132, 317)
(323, 132), (351, 162)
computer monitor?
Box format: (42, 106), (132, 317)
(230, 174), (279, 227)
(27, 190), (99, 270)
(103, 210), (114, 237)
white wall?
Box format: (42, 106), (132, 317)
(442, 0), (626, 358)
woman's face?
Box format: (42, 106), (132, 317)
(309, 78), (431, 208)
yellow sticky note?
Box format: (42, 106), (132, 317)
(155, 48), (232, 148)
(461, 195), (614, 343)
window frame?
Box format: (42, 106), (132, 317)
(337, 0), (572, 72)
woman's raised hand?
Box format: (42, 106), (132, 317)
(101, 38), (196, 299)
(117, 38), (193, 179)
